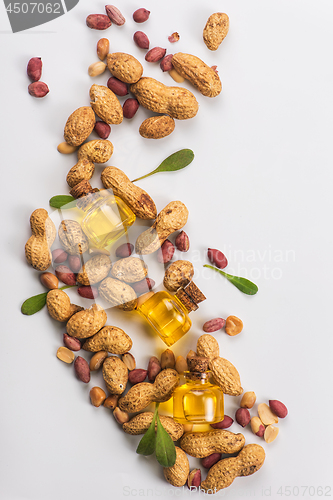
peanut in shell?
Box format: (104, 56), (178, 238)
(106, 52), (143, 84)
(129, 77), (198, 120)
(110, 257), (148, 284)
(82, 326), (132, 354)
(64, 106), (96, 147)
(210, 357), (243, 396)
(101, 166), (157, 220)
(139, 115), (175, 139)
(98, 277), (137, 311)
(123, 412), (184, 441)
(76, 254), (112, 286)
(25, 209), (56, 271)
(66, 304), (107, 339)
(46, 289), (83, 322)
(118, 369), (179, 413)
(66, 158), (95, 188)
(163, 260), (194, 292)
(200, 444), (265, 493)
(172, 52), (222, 97)
(180, 429), (245, 458)
(203, 13), (230, 51)
(102, 356), (128, 394)
(135, 201), (189, 255)
(77, 139), (114, 163)
(163, 447), (189, 487)
(90, 84), (123, 125)
(58, 220), (89, 256)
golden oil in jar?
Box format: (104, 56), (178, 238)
(80, 193), (136, 248)
(136, 291), (192, 347)
(173, 371), (224, 424)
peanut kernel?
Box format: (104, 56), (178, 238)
(90, 386), (107, 407)
(169, 68), (185, 83)
(56, 346), (75, 364)
(225, 316), (243, 336)
(89, 351), (108, 371)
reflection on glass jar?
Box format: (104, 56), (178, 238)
(173, 371), (224, 424)
(137, 291), (192, 346)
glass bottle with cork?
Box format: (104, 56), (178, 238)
(69, 180), (136, 248)
(136, 281), (206, 347)
(173, 355), (224, 425)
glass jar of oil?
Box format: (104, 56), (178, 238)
(173, 371), (224, 424)
(77, 190), (136, 249)
(136, 291), (192, 347)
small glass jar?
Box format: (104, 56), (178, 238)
(136, 290), (192, 347)
(77, 189), (136, 248)
(173, 371), (224, 424)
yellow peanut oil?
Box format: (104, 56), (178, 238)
(173, 372), (224, 424)
(81, 193), (136, 248)
(137, 291), (191, 346)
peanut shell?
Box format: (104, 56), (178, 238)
(77, 139), (114, 163)
(82, 326), (132, 354)
(46, 289), (83, 322)
(129, 77), (198, 120)
(139, 115), (175, 139)
(118, 369), (179, 412)
(25, 209), (56, 271)
(98, 277), (137, 310)
(58, 220), (89, 255)
(197, 334), (220, 361)
(163, 447), (189, 487)
(163, 260), (194, 292)
(201, 444), (265, 493)
(66, 158), (95, 188)
(64, 106), (96, 147)
(102, 356), (128, 394)
(123, 412), (184, 441)
(180, 429), (245, 458)
(101, 166), (157, 219)
(172, 52), (222, 97)
(110, 257), (148, 283)
(106, 52), (143, 84)
(203, 13), (230, 51)
(210, 357), (243, 396)
(90, 84), (123, 125)
(76, 254), (112, 285)
(66, 304), (107, 339)
(135, 201), (188, 255)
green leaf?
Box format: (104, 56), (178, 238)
(21, 292), (48, 315)
(203, 265), (259, 295)
(136, 405), (159, 456)
(155, 414), (177, 467)
(49, 195), (76, 209)
(132, 149), (194, 182)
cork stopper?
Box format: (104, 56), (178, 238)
(187, 356), (210, 373)
(175, 281), (206, 313)
(175, 288), (198, 313)
(184, 281), (206, 304)
(69, 180), (95, 199)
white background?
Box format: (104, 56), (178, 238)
(1, 1), (332, 499)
